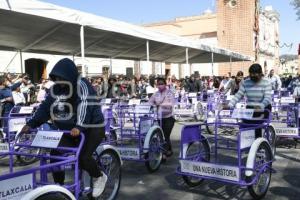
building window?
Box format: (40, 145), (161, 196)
(227, 0), (238, 8)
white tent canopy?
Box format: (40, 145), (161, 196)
(0, 0), (253, 64)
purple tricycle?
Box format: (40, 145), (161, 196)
(177, 108), (276, 199)
(271, 101), (300, 145)
(0, 130), (122, 200)
(0, 106), (41, 165)
(173, 92), (205, 122)
(112, 103), (165, 172)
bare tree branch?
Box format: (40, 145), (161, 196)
(291, 0), (300, 20)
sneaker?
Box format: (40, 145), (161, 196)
(92, 173), (108, 198)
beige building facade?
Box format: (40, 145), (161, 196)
(144, 0), (280, 77)
(1, 0), (281, 79)
(278, 56), (299, 76)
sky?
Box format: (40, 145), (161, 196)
(41, 0), (299, 55)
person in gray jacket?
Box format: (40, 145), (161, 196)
(267, 69), (282, 91)
(224, 71), (244, 95)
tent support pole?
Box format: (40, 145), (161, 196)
(230, 56), (232, 76)
(186, 48), (191, 75)
(80, 25), (86, 77)
(211, 52), (214, 76)
(139, 60), (141, 76)
(146, 40), (149, 62)
(110, 58), (113, 75)
(4, 51), (19, 72)
(242, 59), (245, 73)
(146, 40), (151, 74)
(20, 50), (23, 74)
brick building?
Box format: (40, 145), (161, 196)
(144, 0), (280, 77)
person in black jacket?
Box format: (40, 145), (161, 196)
(21, 58), (107, 198)
(106, 76), (117, 98)
(188, 75), (198, 92)
(195, 75), (203, 92)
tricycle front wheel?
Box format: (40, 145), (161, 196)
(94, 149), (122, 200)
(35, 192), (72, 200)
(246, 141), (272, 200)
(145, 128), (164, 173)
(182, 139), (210, 187)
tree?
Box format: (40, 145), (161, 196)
(292, 0), (300, 20)
(280, 54), (298, 61)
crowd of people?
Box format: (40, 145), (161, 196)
(1, 58), (300, 197)
(88, 73), (242, 99)
(0, 73), (54, 106)
(86, 68), (299, 100)
(1, 63), (299, 158)
(1, 65), (300, 112)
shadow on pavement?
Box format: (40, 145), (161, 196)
(282, 168), (300, 187)
(165, 171), (253, 200)
(276, 152), (300, 163)
(269, 186), (299, 200)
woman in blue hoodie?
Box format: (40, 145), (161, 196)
(21, 58), (107, 198)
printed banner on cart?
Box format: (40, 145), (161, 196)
(240, 130), (255, 149)
(0, 174), (33, 200)
(180, 160), (240, 182)
(31, 131), (63, 148)
(274, 128), (298, 136)
(8, 118), (27, 133)
(116, 147), (140, 159)
(0, 143), (9, 153)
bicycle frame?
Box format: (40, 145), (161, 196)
(177, 108), (275, 187)
(113, 104), (162, 162)
(0, 131), (85, 199)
